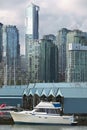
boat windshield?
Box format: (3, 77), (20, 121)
(35, 108), (60, 114)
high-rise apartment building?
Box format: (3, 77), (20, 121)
(40, 35), (58, 82)
(56, 28), (70, 81)
(3, 25), (20, 85)
(25, 3), (40, 82)
(66, 30), (87, 82)
(27, 40), (40, 82)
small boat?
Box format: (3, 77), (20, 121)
(10, 101), (77, 125)
(0, 104), (17, 112)
(0, 104), (22, 113)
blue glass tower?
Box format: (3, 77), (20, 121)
(6, 25), (20, 85)
(6, 26), (20, 66)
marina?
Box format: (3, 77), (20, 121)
(0, 83), (87, 125)
(0, 0), (87, 129)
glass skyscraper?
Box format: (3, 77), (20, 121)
(25, 3), (40, 82)
(4, 25), (20, 85)
(6, 26), (20, 66)
(25, 3), (39, 39)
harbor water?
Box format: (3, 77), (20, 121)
(0, 125), (87, 130)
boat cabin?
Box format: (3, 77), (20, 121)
(32, 101), (62, 115)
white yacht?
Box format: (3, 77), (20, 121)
(10, 101), (77, 125)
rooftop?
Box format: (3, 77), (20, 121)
(0, 83), (87, 98)
(23, 82), (87, 98)
(0, 85), (27, 97)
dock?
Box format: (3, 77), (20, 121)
(0, 112), (87, 125)
(0, 112), (14, 125)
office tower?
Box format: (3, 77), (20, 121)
(40, 35), (58, 82)
(25, 3), (39, 40)
(66, 30), (87, 82)
(25, 3), (40, 82)
(5, 25), (20, 85)
(56, 28), (70, 82)
(0, 23), (3, 62)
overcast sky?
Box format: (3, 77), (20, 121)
(0, 0), (87, 54)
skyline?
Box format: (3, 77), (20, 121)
(0, 0), (87, 54)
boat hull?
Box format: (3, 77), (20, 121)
(10, 111), (76, 125)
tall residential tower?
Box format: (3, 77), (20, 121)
(25, 3), (40, 82)
(56, 28), (70, 82)
(66, 30), (87, 82)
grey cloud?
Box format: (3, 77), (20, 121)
(1, 0), (87, 54)
(39, 11), (87, 38)
(78, 0), (87, 7)
(0, 0), (25, 9)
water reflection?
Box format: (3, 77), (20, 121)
(0, 125), (87, 130)
(11, 125), (87, 130)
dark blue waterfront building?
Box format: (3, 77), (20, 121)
(23, 82), (87, 114)
(0, 85), (26, 107)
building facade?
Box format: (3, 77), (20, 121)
(25, 3), (40, 82)
(0, 23), (3, 63)
(0, 85), (27, 107)
(66, 30), (87, 82)
(20, 55), (28, 84)
(56, 28), (70, 82)
(23, 82), (87, 114)
(40, 35), (58, 82)
(25, 3), (39, 39)
(3, 25), (20, 85)
(26, 40), (40, 82)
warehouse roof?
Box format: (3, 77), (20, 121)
(23, 82), (87, 98)
(0, 83), (87, 98)
(0, 85), (27, 97)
